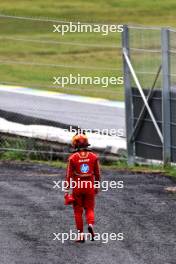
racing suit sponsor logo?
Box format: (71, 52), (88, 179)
(80, 164), (89, 173)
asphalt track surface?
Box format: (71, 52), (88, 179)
(0, 90), (125, 132)
(0, 161), (176, 264)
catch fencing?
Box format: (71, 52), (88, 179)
(122, 25), (176, 165)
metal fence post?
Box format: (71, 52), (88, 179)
(122, 25), (135, 165)
(161, 28), (171, 165)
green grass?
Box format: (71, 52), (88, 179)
(1, 0), (176, 25)
(50, 159), (175, 180)
(1, 154), (176, 180)
(0, 0), (175, 100)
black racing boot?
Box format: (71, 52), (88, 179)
(88, 224), (95, 241)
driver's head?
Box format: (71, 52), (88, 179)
(71, 133), (89, 149)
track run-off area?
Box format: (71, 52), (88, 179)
(0, 161), (175, 264)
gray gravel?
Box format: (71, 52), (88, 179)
(0, 161), (175, 264)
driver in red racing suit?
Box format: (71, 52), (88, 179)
(64, 133), (101, 243)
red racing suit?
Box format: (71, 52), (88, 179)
(65, 150), (100, 233)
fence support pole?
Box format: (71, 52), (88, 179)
(162, 28), (171, 165)
(122, 25), (135, 165)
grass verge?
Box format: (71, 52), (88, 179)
(0, 154), (176, 180)
(1, 0), (176, 100)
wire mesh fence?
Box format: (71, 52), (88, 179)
(128, 26), (162, 90)
(123, 25), (176, 165)
(168, 29), (176, 162)
(170, 29), (176, 91)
